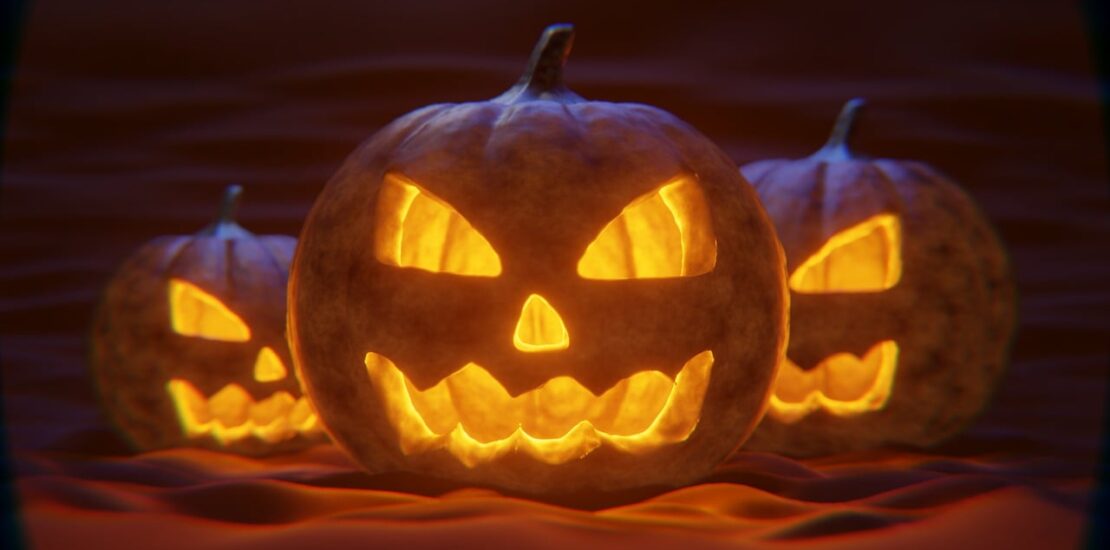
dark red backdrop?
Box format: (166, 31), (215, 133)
(2, 1), (1107, 548)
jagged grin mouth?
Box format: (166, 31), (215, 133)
(766, 340), (899, 423)
(364, 351), (714, 467)
(166, 380), (322, 445)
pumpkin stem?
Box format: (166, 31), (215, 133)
(199, 185), (251, 238)
(812, 98), (865, 161)
(494, 23), (585, 104)
(216, 184), (243, 224)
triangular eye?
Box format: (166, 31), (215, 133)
(168, 279), (251, 341)
(373, 173), (502, 277)
(577, 176), (716, 280)
(789, 213), (902, 293)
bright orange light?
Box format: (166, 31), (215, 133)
(374, 172), (502, 277)
(513, 294), (569, 352)
(364, 350), (713, 467)
(578, 175), (717, 280)
(166, 379), (321, 445)
(766, 340), (899, 423)
(168, 279), (251, 341)
(789, 214), (901, 293)
(253, 346), (288, 382)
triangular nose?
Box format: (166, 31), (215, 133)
(253, 346), (288, 382)
(513, 294), (569, 352)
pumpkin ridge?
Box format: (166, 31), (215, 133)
(866, 161), (908, 205)
(390, 104), (460, 154)
(257, 236), (295, 277)
(148, 236), (193, 273)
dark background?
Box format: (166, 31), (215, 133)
(2, 1), (1107, 547)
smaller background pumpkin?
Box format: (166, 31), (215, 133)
(741, 99), (1017, 457)
(91, 185), (325, 456)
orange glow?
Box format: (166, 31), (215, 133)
(513, 294), (569, 352)
(766, 340), (899, 423)
(253, 346), (287, 382)
(168, 279), (251, 341)
(364, 350), (713, 466)
(789, 214), (901, 293)
(577, 176), (717, 280)
(374, 172), (502, 277)
(166, 379), (321, 445)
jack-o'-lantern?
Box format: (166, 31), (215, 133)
(741, 99), (1016, 456)
(288, 24), (787, 493)
(92, 186), (325, 455)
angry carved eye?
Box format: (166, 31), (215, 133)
(577, 176), (717, 280)
(789, 213), (902, 293)
(373, 173), (502, 277)
(169, 279), (251, 341)
(168, 278), (287, 383)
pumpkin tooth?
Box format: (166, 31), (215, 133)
(592, 370), (673, 435)
(523, 376), (598, 438)
(288, 397), (318, 429)
(364, 350), (713, 466)
(166, 379), (213, 432)
(444, 363), (522, 442)
(250, 391), (296, 425)
(207, 384), (253, 426)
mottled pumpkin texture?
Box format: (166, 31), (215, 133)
(742, 100), (1016, 456)
(289, 25), (787, 493)
(92, 187), (324, 456)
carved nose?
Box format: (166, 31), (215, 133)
(513, 294), (569, 352)
(253, 346), (288, 382)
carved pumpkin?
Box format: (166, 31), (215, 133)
(288, 25), (788, 493)
(741, 99), (1016, 456)
(92, 186), (324, 455)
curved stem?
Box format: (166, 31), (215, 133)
(812, 98), (865, 161)
(198, 184), (249, 237)
(215, 184), (243, 224)
(494, 24), (584, 104)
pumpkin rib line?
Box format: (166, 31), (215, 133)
(869, 160), (910, 204)
(256, 237), (292, 280)
(223, 239), (240, 302)
(393, 104), (454, 154)
(160, 238), (201, 278)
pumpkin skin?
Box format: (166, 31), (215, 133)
(741, 99), (1016, 457)
(289, 25), (788, 493)
(92, 186), (324, 456)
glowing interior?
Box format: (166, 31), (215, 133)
(166, 379), (321, 445)
(512, 294), (569, 352)
(374, 172), (502, 277)
(253, 346), (288, 382)
(577, 176), (717, 280)
(168, 279), (251, 341)
(789, 214), (902, 293)
(766, 340), (899, 423)
(364, 351), (713, 467)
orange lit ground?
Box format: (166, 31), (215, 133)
(15, 442), (1090, 549)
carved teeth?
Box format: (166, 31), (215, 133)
(767, 340), (899, 423)
(166, 379), (321, 445)
(364, 351), (714, 467)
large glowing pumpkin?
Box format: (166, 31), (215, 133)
(741, 99), (1016, 456)
(92, 186), (324, 455)
(289, 24), (788, 493)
